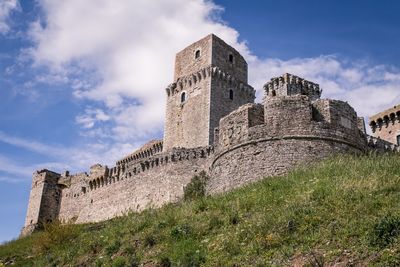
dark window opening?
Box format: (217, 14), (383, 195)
(229, 89), (234, 100)
(397, 135), (400, 146)
(181, 92), (186, 103)
(271, 90), (276, 97)
(229, 54), (233, 63)
(82, 187), (86, 194)
(195, 50), (200, 59)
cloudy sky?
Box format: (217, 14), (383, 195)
(1, 0), (400, 242)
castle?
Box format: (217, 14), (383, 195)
(21, 34), (397, 236)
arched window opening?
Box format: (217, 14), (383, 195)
(397, 135), (400, 146)
(377, 118), (383, 129)
(195, 50), (200, 59)
(229, 89), (234, 100)
(181, 92), (186, 103)
(383, 115), (390, 127)
(271, 90), (276, 97)
(370, 121), (377, 133)
(228, 54), (234, 63)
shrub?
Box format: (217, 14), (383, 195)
(184, 171), (209, 201)
(370, 214), (400, 247)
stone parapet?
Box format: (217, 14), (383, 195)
(263, 73), (321, 102)
(116, 140), (163, 166)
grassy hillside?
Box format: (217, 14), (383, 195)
(1, 154), (400, 266)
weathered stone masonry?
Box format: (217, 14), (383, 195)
(369, 105), (400, 145)
(21, 34), (397, 236)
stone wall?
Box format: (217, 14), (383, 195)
(163, 71), (212, 150)
(56, 147), (214, 224)
(209, 70), (255, 144)
(211, 35), (248, 83)
(210, 139), (360, 194)
(209, 94), (367, 194)
(174, 35), (213, 81)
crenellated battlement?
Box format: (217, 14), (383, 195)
(116, 140), (163, 166)
(165, 65), (255, 99)
(88, 146), (214, 192)
(263, 73), (321, 102)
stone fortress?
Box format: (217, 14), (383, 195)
(21, 34), (398, 236)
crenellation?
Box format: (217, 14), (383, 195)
(22, 34), (397, 237)
(263, 73), (322, 102)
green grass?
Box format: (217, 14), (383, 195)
(2, 154), (400, 266)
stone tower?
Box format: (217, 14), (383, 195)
(20, 170), (61, 237)
(163, 34), (255, 151)
(369, 105), (400, 145)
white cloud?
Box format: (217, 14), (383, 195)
(76, 108), (110, 129)
(0, 0), (19, 34)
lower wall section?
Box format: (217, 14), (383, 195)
(58, 157), (210, 224)
(209, 137), (363, 194)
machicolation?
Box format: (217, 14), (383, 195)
(21, 34), (398, 237)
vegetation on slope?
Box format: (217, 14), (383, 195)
(1, 154), (400, 266)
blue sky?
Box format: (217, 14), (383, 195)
(0, 0), (400, 243)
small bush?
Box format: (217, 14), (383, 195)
(184, 171), (209, 201)
(371, 214), (400, 247)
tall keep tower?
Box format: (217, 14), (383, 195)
(163, 34), (255, 150)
